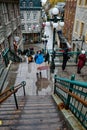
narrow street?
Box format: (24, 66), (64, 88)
(1, 22), (86, 130)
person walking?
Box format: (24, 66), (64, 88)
(77, 50), (86, 74)
(34, 50), (44, 76)
(44, 51), (49, 64)
(62, 48), (70, 71)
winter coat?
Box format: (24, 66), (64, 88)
(35, 53), (44, 64)
(77, 54), (86, 68)
(62, 51), (70, 70)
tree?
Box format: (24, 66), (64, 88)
(48, 0), (65, 7)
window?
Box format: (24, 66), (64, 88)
(27, 23), (31, 30)
(78, 0), (82, 6)
(79, 22), (84, 37)
(85, 32), (87, 43)
(29, 2), (33, 7)
(20, 12), (24, 19)
(75, 20), (79, 33)
(22, 1), (26, 7)
(2, 3), (10, 23)
(21, 24), (25, 30)
(84, 0), (87, 6)
(27, 12), (31, 20)
(10, 3), (15, 19)
(33, 12), (37, 20)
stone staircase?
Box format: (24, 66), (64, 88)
(0, 95), (71, 130)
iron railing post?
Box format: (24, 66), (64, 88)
(14, 92), (18, 109)
(54, 75), (57, 94)
(65, 74), (75, 109)
(22, 81), (26, 96)
(23, 86), (25, 96)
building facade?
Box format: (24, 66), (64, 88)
(20, 0), (42, 44)
(0, 0), (23, 53)
(63, 0), (77, 44)
(72, 0), (87, 51)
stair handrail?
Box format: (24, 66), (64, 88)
(54, 74), (87, 129)
(0, 81), (26, 109)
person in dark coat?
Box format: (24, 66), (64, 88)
(62, 48), (70, 71)
(44, 51), (49, 64)
(77, 50), (86, 74)
(34, 50), (44, 76)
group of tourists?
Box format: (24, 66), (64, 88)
(26, 46), (86, 74)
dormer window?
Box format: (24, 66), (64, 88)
(29, 2), (33, 7)
(22, 1), (26, 7)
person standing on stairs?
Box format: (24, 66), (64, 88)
(34, 50), (44, 77)
(62, 48), (70, 71)
(77, 50), (86, 74)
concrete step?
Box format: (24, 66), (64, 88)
(0, 95), (71, 130)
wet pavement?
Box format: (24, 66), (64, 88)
(5, 42), (87, 97)
(5, 43), (53, 96)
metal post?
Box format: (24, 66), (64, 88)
(23, 86), (26, 96)
(54, 75), (57, 94)
(65, 74), (75, 109)
(53, 28), (56, 51)
(13, 92), (18, 109)
(50, 27), (56, 73)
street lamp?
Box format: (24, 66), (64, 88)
(50, 7), (60, 73)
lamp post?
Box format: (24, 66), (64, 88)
(50, 8), (59, 73)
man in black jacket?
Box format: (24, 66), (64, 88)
(62, 48), (70, 71)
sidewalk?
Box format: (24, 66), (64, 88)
(44, 22), (53, 50)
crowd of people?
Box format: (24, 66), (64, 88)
(24, 46), (86, 75)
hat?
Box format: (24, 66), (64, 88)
(81, 50), (85, 54)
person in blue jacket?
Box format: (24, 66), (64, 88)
(34, 50), (44, 76)
(35, 50), (44, 64)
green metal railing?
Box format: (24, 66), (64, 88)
(2, 48), (9, 67)
(54, 74), (87, 129)
(0, 81), (26, 109)
(2, 48), (22, 67)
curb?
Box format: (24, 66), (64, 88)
(52, 94), (86, 130)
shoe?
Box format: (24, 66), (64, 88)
(36, 73), (38, 76)
(40, 72), (42, 78)
(77, 71), (81, 74)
